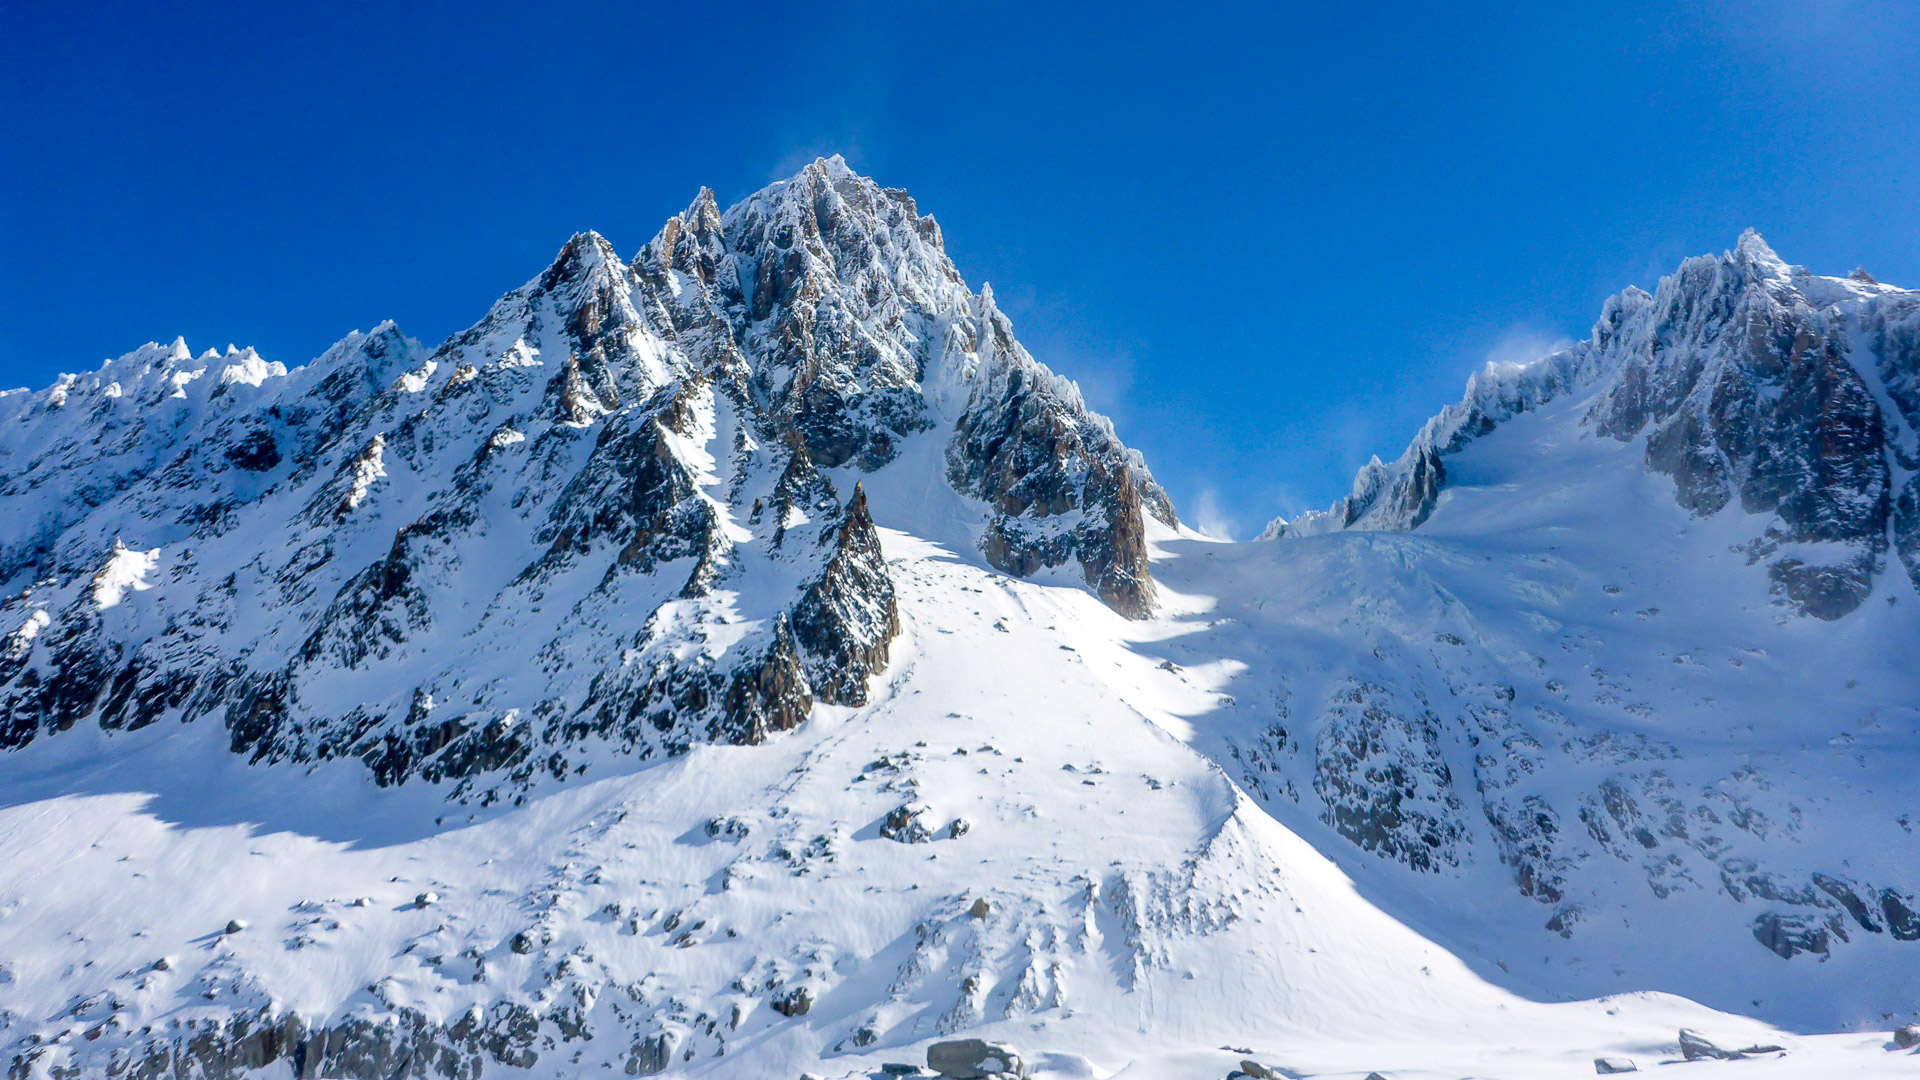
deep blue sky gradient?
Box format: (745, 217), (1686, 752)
(5, 1), (1918, 533)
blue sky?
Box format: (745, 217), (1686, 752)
(5, 1), (1918, 535)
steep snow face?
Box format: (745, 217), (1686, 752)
(0, 157), (1171, 799)
(1267, 231), (1920, 621)
(1220, 238), (1920, 1023)
(1155, 435), (1920, 1028)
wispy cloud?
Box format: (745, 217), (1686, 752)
(1481, 325), (1574, 372)
(1191, 485), (1239, 541)
(767, 136), (869, 184)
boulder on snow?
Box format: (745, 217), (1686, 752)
(968, 897), (991, 918)
(927, 1038), (1024, 1078)
(224, 919), (248, 934)
(879, 1066), (925, 1077)
(881, 804), (934, 843)
(1594, 1057), (1637, 1074)
(1894, 1023), (1920, 1049)
(1678, 1029), (1783, 1061)
(1679, 1030), (1738, 1061)
(1237, 1059), (1280, 1079)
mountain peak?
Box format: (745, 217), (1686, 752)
(1731, 227), (1786, 275)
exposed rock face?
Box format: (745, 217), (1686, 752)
(0, 156), (1171, 797)
(1265, 231), (1920, 620)
(946, 289), (1172, 617)
(791, 484), (900, 706)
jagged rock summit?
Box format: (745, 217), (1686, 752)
(1265, 229), (1920, 621)
(0, 156), (1173, 797)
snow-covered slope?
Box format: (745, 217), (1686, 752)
(1, 167), (1915, 1079)
(1226, 235), (1920, 1023)
(0, 532), (1896, 1080)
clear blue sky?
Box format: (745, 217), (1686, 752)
(5, 1), (1918, 535)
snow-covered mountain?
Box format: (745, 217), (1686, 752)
(0, 156), (1168, 797)
(1220, 232), (1920, 1017)
(1265, 231), (1920, 621)
(1, 164), (1915, 1079)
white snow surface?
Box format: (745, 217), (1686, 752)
(2, 523), (1907, 1077)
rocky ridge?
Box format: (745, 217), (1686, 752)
(1265, 231), (1920, 621)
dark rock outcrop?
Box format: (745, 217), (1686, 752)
(791, 484), (899, 705)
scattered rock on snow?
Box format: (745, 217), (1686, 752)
(624, 1031), (675, 1075)
(771, 986), (812, 1017)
